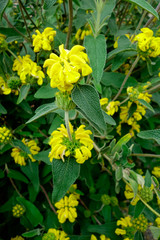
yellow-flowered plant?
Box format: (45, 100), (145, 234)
(67, 184), (80, 200)
(11, 236), (24, 240)
(90, 234), (110, 240)
(132, 214), (148, 232)
(11, 138), (40, 166)
(152, 167), (160, 178)
(55, 194), (79, 223)
(0, 76), (11, 95)
(42, 228), (69, 240)
(155, 217), (160, 228)
(32, 27), (56, 52)
(100, 98), (120, 116)
(13, 55), (45, 85)
(75, 24), (92, 41)
(0, 126), (12, 143)
(134, 27), (160, 59)
(43, 44), (92, 92)
(0, 33), (8, 53)
(115, 216), (134, 240)
(12, 204), (25, 218)
(49, 123), (93, 164)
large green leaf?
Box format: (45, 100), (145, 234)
(138, 99), (155, 113)
(84, 35), (107, 92)
(127, 0), (159, 19)
(26, 102), (58, 124)
(17, 197), (43, 227)
(43, 0), (56, 9)
(34, 150), (52, 165)
(0, 103), (7, 114)
(34, 84), (57, 99)
(137, 129), (160, 145)
(22, 229), (41, 238)
(0, 0), (9, 19)
(17, 84), (30, 104)
(150, 226), (160, 240)
(7, 169), (29, 184)
(52, 158), (80, 202)
(71, 84), (106, 133)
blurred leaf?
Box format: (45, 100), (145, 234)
(138, 99), (155, 113)
(145, 170), (151, 187)
(52, 158), (80, 202)
(115, 167), (123, 181)
(111, 133), (132, 154)
(102, 206), (111, 222)
(88, 222), (118, 239)
(17, 84), (30, 104)
(102, 110), (116, 125)
(11, 139), (31, 154)
(150, 226), (160, 239)
(84, 35), (106, 92)
(0, 0), (9, 20)
(127, 0), (159, 19)
(17, 197), (43, 227)
(137, 129), (160, 145)
(34, 83), (57, 99)
(43, 0), (56, 9)
(34, 150), (52, 165)
(72, 85), (106, 133)
(0, 103), (7, 114)
(134, 201), (145, 218)
(7, 169), (29, 183)
(26, 102), (57, 124)
(22, 229), (41, 237)
(134, 231), (143, 240)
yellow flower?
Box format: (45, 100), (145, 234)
(0, 76), (11, 95)
(90, 235), (110, 240)
(57, 0), (63, 4)
(75, 24), (92, 41)
(152, 167), (160, 178)
(100, 98), (120, 116)
(115, 228), (126, 235)
(155, 217), (160, 228)
(115, 216), (134, 239)
(49, 123), (93, 164)
(149, 37), (160, 57)
(13, 55), (45, 85)
(100, 98), (108, 106)
(55, 194), (79, 223)
(12, 204), (25, 218)
(47, 228), (69, 240)
(32, 27), (56, 52)
(124, 184), (140, 205)
(43, 44), (92, 92)
(11, 236), (24, 240)
(134, 28), (153, 52)
(11, 138), (40, 166)
(0, 126), (12, 143)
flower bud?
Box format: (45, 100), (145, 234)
(140, 186), (153, 203)
(101, 194), (111, 205)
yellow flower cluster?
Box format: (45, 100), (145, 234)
(42, 228), (69, 240)
(32, 27), (56, 52)
(11, 138), (40, 166)
(100, 98), (120, 116)
(152, 166), (160, 178)
(75, 24), (92, 41)
(67, 184), (80, 200)
(43, 44), (92, 92)
(0, 33), (8, 52)
(117, 85), (152, 136)
(132, 214), (148, 232)
(55, 194), (79, 223)
(134, 28), (160, 59)
(12, 204), (25, 218)
(0, 76), (11, 95)
(115, 216), (134, 240)
(11, 236), (24, 240)
(49, 123), (93, 164)
(13, 55), (44, 85)
(91, 234), (110, 240)
(155, 217), (160, 228)
(0, 126), (12, 143)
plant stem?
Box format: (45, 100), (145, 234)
(7, 49), (21, 62)
(40, 185), (57, 214)
(65, 111), (72, 141)
(144, 3), (160, 27)
(119, 96), (129, 105)
(65, 0), (73, 49)
(118, 2), (129, 29)
(148, 83), (160, 93)
(113, 55), (140, 101)
(138, 195), (160, 218)
(131, 153), (160, 158)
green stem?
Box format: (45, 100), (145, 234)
(7, 49), (22, 63)
(65, 0), (73, 49)
(138, 195), (160, 218)
(119, 96), (130, 106)
(131, 153), (160, 158)
(65, 111), (72, 141)
(148, 83), (160, 93)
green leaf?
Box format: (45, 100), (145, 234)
(88, 222), (118, 239)
(115, 167), (123, 181)
(17, 197), (43, 227)
(84, 35), (106, 92)
(129, 178), (138, 196)
(21, 162), (39, 193)
(145, 170), (151, 187)
(52, 158), (80, 202)
(22, 229), (41, 238)
(0, 103), (7, 114)
(34, 150), (52, 165)
(102, 110), (116, 126)
(17, 84), (30, 104)
(134, 231), (143, 240)
(11, 139), (31, 154)
(102, 206), (111, 222)
(0, 0), (9, 20)
(134, 201), (145, 218)
(137, 129), (160, 145)
(138, 99), (155, 113)
(150, 226), (160, 239)
(26, 102), (58, 124)
(34, 83), (58, 99)
(127, 0), (159, 19)
(7, 169), (29, 184)
(43, 0), (56, 9)
(71, 85), (106, 133)
(111, 133), (132, 154)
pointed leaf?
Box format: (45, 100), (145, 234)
(17, 84), (30, 104)
(138, 99), (155, 113)
(34, 83), (57, 99)
(0, 103), (7, 114)
(111, 133), (132, 154)
(137, 129), (160, 145)
(0, 0), (9, 20)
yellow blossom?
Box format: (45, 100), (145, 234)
(100, 98), (108, 106)
(0, 126), (12, 143)
(90, 235), (110, 240)
(13, 55), (45, 85)
(75, 24), (92, 41)
(134, 28), (153, 52)
(55, 194), (79, 223)
(11, 138), (40, 166)
(47, 228), (69, 240)
(49, 123), (93, 164)
(0, 76), (11, 95)
(152, 167), (160, 178)
(12, 204), (25, 217)
(11, 236), (24, 240)
(155, 217), (160, 228)
(100, 98), (120, 116)
(32, 27), (56, 52)
(43, 44), (92, 92)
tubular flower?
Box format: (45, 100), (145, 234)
(11, 138), (40, 166)
(12, 204), (25, 218)
(11, 237), (24, 240)
(43, 44), (92, 92)
(100, 98), (120, 116)
(0, 126), (12, 143)
(55, 194), (79, 223)
(13, 55), (45, 85)
(49, 123), (93, 164)
(42, 228), (70, 240)
(115, 216), (134, 240)
(0, 76), (11, 95)
(90, 234), (110, 240)
(75, 24), (92, 41)
(152, 167), (160, 178)
(32, 27), (56, 52)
